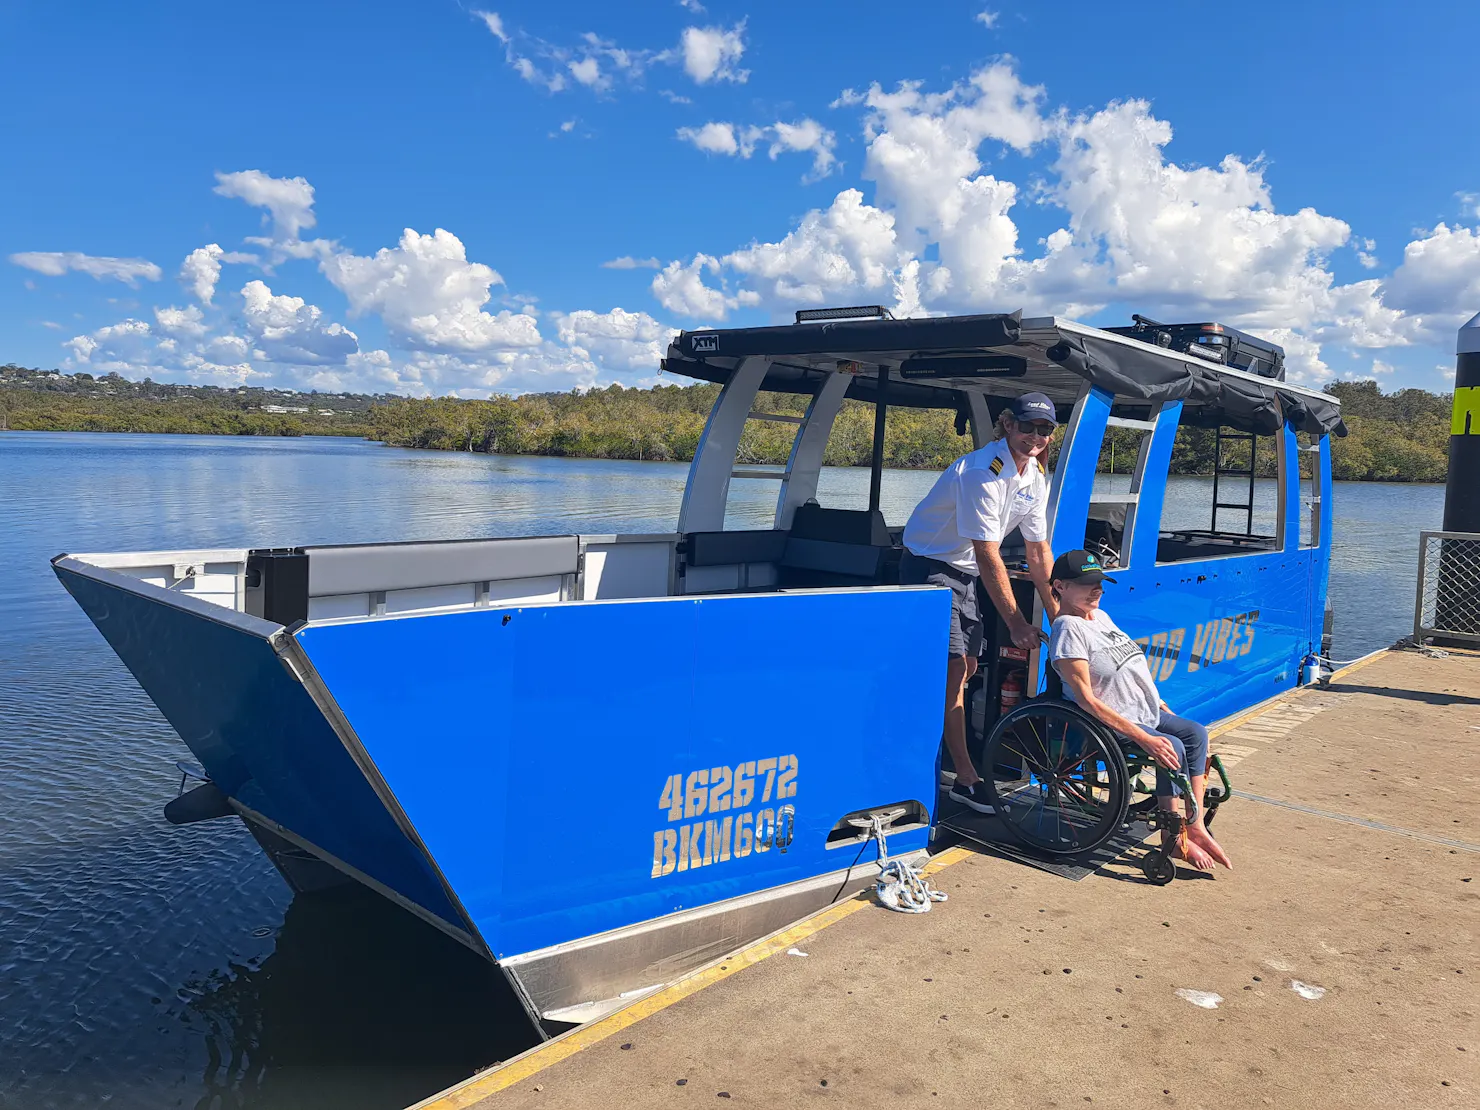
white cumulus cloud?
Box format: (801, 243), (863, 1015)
(65, 318), (154, 364)
(213, 170), (318, 239)
(178, 244), (258, 305)
(680, 22), (747, 84)
(155, 304), (208, 338)
(651, 57), (1480, 387)
(1380, 222), (1480, 341)
(677, 121), (741, 155)
(722, 189), (908, 310)
(767, 119), (839, 178)
(180, 245), (225, 305)
(568, 56), (603, 88)
(677, 118), (838, 180)
(322, 228), (542, 353)
(11, 251), (162, 285)
(45, 59), (1480, 398)
(240, 280), (359, 365)
(651, 254), (741, 318)
(555, 307), (678, 372)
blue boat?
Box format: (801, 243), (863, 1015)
(53, 308), (1341, 1032)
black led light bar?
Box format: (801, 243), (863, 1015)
(794, 305), (893, 323)
(899, 354), (1028, 379)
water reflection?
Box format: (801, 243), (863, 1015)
(177, 887), (536, 1110)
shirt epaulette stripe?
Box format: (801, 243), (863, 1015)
(989, 456), (1004, 476)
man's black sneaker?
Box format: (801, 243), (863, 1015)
(949, 779), (995, 815)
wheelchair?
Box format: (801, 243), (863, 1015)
(979, 697), (1232, 885)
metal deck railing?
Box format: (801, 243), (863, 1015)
(1413, 530), (1480, 644)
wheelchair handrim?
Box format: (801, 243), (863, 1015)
(983, 703), (1129, 857)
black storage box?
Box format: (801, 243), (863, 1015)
(1105, 316), (1285, 381)
(245, 548), (309, 627)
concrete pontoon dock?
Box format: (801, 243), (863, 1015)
(415, 646), (1478, 1110)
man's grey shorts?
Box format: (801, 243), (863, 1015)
(900, 550), (983, 658)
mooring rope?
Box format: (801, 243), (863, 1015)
(866, 813), (949, 914)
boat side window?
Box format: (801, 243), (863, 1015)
(1081, 416), (1155, 571)
(1298, 433), (1321, 548)
(1156, 424), (1281, 564)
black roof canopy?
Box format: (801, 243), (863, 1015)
(661, 311), (1345, 437)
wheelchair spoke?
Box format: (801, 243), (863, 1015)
(1056, 775), (1100, 811)
(1011, 719), (1051, 771)
(985, 704), (1129, 857)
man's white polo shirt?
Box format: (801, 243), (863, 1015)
(902, 439), (1049, 574)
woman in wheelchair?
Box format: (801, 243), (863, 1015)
(1046, 550), (1233, 872)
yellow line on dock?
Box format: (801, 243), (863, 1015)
(413, 652), (1400, 1108)
(412, 847), (975, 1108)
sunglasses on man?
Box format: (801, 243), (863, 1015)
(1011, 420), (1057, 438)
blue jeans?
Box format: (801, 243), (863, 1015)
(1127, 711), (1209, 799)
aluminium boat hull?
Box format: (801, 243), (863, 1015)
(55, 557), (946, 1027)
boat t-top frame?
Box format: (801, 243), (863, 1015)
(661, 307), (1342, 536)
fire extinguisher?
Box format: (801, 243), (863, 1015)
(1000, 668), (1025, 714)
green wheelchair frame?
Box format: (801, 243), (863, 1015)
(1123, 749), (1233, 884)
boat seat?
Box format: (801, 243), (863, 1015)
(787, 504), (892, 547)
(680, 508), (903, 592)
(778, 538), (896, 584)
(779, 505), (898, 588)
(682, 529), (790, 568)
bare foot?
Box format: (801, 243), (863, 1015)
(1171, 837), (1216, 871)
(1187, 823), (1233, 870)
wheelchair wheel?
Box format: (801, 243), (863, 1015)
(1142, 851), (1176, 885)
(983, 701), (1129, 857)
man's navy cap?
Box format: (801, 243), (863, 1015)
(1007, 392), (1058, 426)
(1051, 548), (1116, 585)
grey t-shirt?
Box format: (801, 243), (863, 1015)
(1048, 609), (1161, 729)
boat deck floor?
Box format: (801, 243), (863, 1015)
(417, 647), (1480, 1110)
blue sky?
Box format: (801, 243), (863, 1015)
(3, 0), (1478, 397)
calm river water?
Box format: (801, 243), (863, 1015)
(0, 432), (1445, 1109)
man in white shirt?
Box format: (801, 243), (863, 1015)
(900, 391), (1059, 813)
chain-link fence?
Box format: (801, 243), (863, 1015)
(1414, 531), (1480, 643)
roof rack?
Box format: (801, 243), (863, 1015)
(795, 305), (894, 324)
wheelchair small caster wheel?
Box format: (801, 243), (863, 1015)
(1142, 852), (1176, 886)
(1203, 803), (1219, 830)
